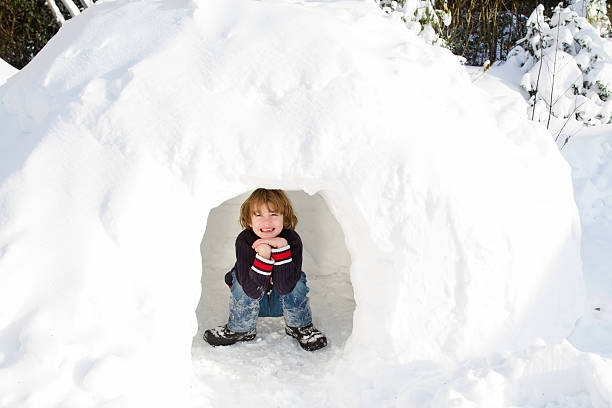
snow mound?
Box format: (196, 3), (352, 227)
(0, 58), (16, 87)
(0, 0), (584, 406)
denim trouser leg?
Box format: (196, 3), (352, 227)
(259, 286), (284, 318)
(227, 271), (260, 332)
(280, 272), (312, 328)
(227, 270), (313, 332)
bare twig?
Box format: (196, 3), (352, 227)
(554, 100), (586, 142)
(560, 127), (583, 150)
(552, 72), (583, 106)
(471, 64), (492, 83)
(547, 7), (562, 129)
(532, 8), (545, 121)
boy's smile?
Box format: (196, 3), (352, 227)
(250, 203), (284, 238)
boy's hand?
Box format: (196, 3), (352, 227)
(253, 242), (272, 259)
(252, 237), (288, 249)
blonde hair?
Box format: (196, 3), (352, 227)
(240, 189), (298, 230)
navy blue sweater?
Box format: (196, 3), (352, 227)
(224, 229), (303, 300)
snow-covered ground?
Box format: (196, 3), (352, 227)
(566, 123), (612, 354)
(0, 59), (16, 86)
(475, 62), (612, 357)
(0, 0), (611, 407)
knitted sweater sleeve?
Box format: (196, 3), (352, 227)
(235, 233), (271, 300)
(271, 231), (303, 295)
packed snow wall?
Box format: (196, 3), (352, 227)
(0, 0), (584, 406)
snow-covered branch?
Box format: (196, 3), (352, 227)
(59, 0), (80, 17)
(46, 0), (66, 25)
(46, 0), (98, 26)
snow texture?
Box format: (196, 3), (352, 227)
(471, 62), (612, 408)
(0, 0), (584, 406)
(564, 124), (612, 355)
(0, 59), (16, 87)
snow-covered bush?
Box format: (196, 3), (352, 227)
(508, 2), (612, 128)
(571, 0), (612, 37)
(377, 0), (451, 46)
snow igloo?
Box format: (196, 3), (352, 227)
(0, 0), (584, 406)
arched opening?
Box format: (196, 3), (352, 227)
(192, 190), (354, 389)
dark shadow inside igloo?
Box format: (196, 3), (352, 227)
(193, 190), (355, 351)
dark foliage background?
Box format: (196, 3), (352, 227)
(0, 0), (59, 69)
(444, 0), (578, 65)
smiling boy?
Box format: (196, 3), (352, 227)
(203, 188), (327, 351)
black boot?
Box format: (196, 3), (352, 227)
(203, 325), (256, 346)
(285, 323), (327, 351)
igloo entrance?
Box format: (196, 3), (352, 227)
(193, 190), (355, 354)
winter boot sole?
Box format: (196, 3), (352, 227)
(203, 326), (256, 346)
(285, 326), (328, 351)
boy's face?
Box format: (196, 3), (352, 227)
(250, 202), (284, 239)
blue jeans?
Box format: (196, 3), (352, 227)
(227, 269), (313, 332)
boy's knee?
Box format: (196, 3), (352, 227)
(287, 272), (309, 298)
